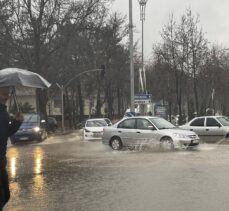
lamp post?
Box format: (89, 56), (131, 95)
(138, 0), (148, 93)
(56, 68), (105, 132)
(129, 0), (135, 113)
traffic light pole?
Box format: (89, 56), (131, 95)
(56, 68), (105, 132)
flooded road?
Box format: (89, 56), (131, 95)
(5, 132), (229, 211)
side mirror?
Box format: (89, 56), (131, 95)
(218, 124), (222, 128)
(148, 125), (155, 130)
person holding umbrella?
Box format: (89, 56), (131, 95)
(0, 87), (24, 210)
(0, 68), (50, 210)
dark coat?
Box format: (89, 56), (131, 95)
(0, 103), (22, 208)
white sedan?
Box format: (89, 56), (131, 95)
(83, 118), (111, 140)
(179, 116), (229, 142)
(102, 116), (199, 150)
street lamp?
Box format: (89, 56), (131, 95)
(138, 0), (148, 93)
(129, 0), (135, 113)
(56, 67), (105, 132)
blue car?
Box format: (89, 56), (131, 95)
(10, 113), (48, 144)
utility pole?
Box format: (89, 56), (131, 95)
(138, 0), (148, 115)
(129, 0), (135, 113)
(138, 0), (148, 93)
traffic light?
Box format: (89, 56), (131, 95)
(100, 64), (105, 78)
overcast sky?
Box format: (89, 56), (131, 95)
(111, 0), (229, 59)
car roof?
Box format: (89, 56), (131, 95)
(86, 118), (107, 122)
(194, 116), (224, 118)
(118, 116), (162, 122)
(124, 116), (160, 119)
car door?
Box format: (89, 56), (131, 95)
(117, 118), (136, 145)
(188, 117), (206, 136)
(204, 117), (224, 141)
(135, 118), (157, 144)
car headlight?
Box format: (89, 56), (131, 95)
(85, 129), (91, 133)
(173, 133), (189, 139)
(32, 127), (40, 133)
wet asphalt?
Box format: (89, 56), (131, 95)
(4, 132), (229, 211)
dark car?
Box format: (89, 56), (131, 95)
(10, 113), (48, 144)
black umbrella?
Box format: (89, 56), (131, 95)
(0, 68), (51, 88)
(0, 68), (51, 112)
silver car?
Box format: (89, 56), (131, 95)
(84, 118), (111, 141)
(102, 116), (199, 150)
(180, 116), (229, 142)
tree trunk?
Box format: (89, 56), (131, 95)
(65, 89), (72, 129)
(174, 70), (183, 125)
(117, 87), (121, 116)
(193, 75), (199, 115)
(96, 75), (101, 117)
(36, 89), (48, 119)
(77, 80), (84, 122)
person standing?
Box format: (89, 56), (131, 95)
(0, 87), (23, 210)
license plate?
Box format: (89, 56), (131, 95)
(19, 137), (29, 141)
(93, 132), (101, 137)
(192, 139), (198, 143)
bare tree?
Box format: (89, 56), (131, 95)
(152, 9), (208, 123)
(0, 0), (105, 117)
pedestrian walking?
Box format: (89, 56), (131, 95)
(0, 87), (23, 210)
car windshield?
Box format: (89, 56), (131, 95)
(104, 118), (111, 125)
(217, 117), (229, 126)
(86, 120), (107, 127)
(149, 118), (175, 129)
(23, 114), (39, 123)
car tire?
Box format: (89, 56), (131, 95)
(39, 131), (47, 142)
(110, 137), (123, 150)
(11, 140), (16, 145)
(160, 137), (174, 150)
(43, 131), (48, 140)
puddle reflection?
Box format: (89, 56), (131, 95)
(8, 147), (47, 200)
(10, 157), (16, 178)
(8, 148), (19, 178)
(33, 147), (44, 175)
(33, 147), (45, 193)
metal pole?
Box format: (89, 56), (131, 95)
(129, 0), (135, 113)
(56, 68), (104, 132)
(142, 17), (144, 92)
(61, 86), (65, 132)
(139, 0), (147, 93)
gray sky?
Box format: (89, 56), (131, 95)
(111, 0), (229, 59)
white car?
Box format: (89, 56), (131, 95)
(83, 118), (111, 140)
(102, 116), (199, 150)
(179, 116), (229, 142)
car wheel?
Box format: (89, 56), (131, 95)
(11, 140), (16, 145)
(110, 137), (123, 150)
(39, 131), (47, 142)
(43, 131), (48, 140)
(160, 137), (174, 150)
